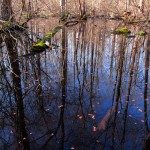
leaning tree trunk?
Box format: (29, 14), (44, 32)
(1, 0), (13, 21)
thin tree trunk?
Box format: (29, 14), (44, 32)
(60, 0), (66, 13)
(122, 35), (139, 143)
(139, 0), (145, 13)
(144, 34), (150, 131)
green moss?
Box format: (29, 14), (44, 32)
(45, 30), (57, 39)
(54, 25), (65, 30)
(32, 40), (48, 52)
(45, 25), (64, 39)
(4, 22), (11, 27)
(138, 31), (147, 36)
(33, 40), (45, 47)
(114, 27), (131, 34)
(32, 24), (65, 52)
(0, 25), (3, 30)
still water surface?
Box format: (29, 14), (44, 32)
(0, 18), (149, 150)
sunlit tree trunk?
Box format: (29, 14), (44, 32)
(60, 0), (66, 13)
(139, 0), (145, 12)
(110, 34), (116, 76)
(125, 0), (131, 10)
(90, 19), (95, 109)
(78, 0), (86, 17)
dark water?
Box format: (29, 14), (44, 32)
(0, 19), (149, 150)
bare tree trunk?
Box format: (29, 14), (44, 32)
(1, 0), (13, 21)
(78, 0), (86, 17)
(59, 27), (67, 150)
(122, 35), (139, 143)
(5, 36), (30, 150)
(60, 0), (66, 13)
(144, 34), (150, 131)
(22, 0), (26, 11)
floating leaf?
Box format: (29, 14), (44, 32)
(88, 114), (95, 119)
(51, 133), (54, 136)
(96, 140), (100, 143)
(138, 109), (142, 112)
(93, 126), (97, 132)
(71, 146), (75, 149)
(77, 115), (83, 119)
(23, 137), (27, 140)
(58, 105), (64, 108)
(10, 130), (13, 134)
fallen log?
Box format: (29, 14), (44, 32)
(32, 24), (65, 52)
(32, 20), (79, 52)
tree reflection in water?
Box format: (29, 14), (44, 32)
(0, 19), (149, 150)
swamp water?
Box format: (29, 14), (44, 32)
(0, 18), (149, 150)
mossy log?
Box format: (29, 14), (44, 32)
(32, 21), (79, 52)
(113, 27), (131, 35)
(138, 31), (147, 36)
(122, 19), (150, 23)
(32, 24), (65, 52)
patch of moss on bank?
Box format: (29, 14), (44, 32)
(138, 31), (147, 36)
(113, 27), (131, 35)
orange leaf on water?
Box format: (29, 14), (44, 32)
(23, 137), (27, 140)
(88, 114), (95, 119)
(79, 116), (83, 119)
(71, 146), (75, 149)
(58, 105), (64, 108)
(92, 126), (97, 132)
(10, 130), (13, 134)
